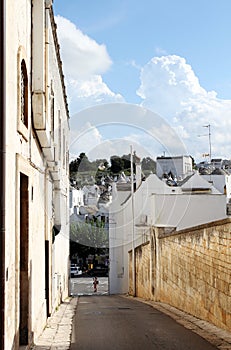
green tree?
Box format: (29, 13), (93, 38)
(70, 221), (109, 264)
(110, 155), (124, 174)
(93, 158), (109, 169)
(190, 156), (197, 169)
(69, 152), (85, 173)
(70, 221), (109, 249)
(70, 152), (95, 174)
(141, 157), (156, 173)
(121, 154), (132, 173)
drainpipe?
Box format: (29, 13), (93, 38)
(0, 0), (6, 348)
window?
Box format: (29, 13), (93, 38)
(20, 60), (28, 128)
(17, 47), (29, 141)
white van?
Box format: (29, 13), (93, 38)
(70, 264), (83, 277)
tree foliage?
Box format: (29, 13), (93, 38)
(110, 155), (125, 174)
(69, 152), (87, 172)
(141, 157), (156, 172)
(70, 221), (109, 249)
(70, 152), (156, 186)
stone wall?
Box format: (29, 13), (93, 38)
(135, 242), (151, 299)
(132, 218), (231, 332)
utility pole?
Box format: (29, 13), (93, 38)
(203, 124), (212, 163)
(130, 146), (136, 296)
(198, 124), (212, 164)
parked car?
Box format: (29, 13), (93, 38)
(70, 264), (83, 277)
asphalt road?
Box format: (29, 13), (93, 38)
(70, 295), (218, 350)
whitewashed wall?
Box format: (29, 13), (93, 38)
(70, 188), (84, 215)
(156, 156), (193, 179)
(109, 174), (227, 295)
(4, 1), (69, 348)
(152, 193), (226, 230)
(202, 174), (231, 201)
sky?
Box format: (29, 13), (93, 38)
(53, 0), (231, 163)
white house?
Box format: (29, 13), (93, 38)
(153, 173), (225, 230)
(1, 1), (70, 349)
(211, 158), (223, 169)
(156, 155), (193, 180)
(201, 171), (231, 202)
(70, 186), (84, 215)
(109, 173), (227, 295)
(82, 184), (100, 206)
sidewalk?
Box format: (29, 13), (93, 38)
(31, 297), (78, 350)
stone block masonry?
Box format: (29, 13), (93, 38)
(135, 242), (151, 299)
(131, 218), (231, 332)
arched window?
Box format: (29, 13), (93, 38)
(20, 60), (28, 127)
(20, 60), (28, 128)
(17, 47), (29, 141)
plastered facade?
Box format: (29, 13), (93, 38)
(4, 1), (70, 348)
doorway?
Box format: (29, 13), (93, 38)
(19, 173), (29, 345)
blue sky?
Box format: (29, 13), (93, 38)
(53, 0), (231, 162)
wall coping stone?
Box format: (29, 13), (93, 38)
(155, 217), (231, 239)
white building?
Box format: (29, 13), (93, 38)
(201, 171), (231, 202)
(211, 158), (223, 169)
(109, 173), (227, 295)
(156, 155), (193, 180)
(1, 1), (70, 349)
(82, 184), (100, 206)
(70, 186), (84, 215)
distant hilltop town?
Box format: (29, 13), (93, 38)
(69, 153), (231, 224)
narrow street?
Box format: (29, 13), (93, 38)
(70, 295), (218, 350)
(70, 276), (109, 296)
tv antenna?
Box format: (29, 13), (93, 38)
(198, 124), (212, 163)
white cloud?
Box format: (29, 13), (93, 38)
(128, 60), (141, 70)
(69, 103), (186, 161)
(55, 16), (124, 114)
(55, 15), (231, 162)
(67, 75), (124, 113)
(155, 47), (167, 56)
(73, 137), (160, 163)
(55, 15), (112, 79)
(137, 55), (206, 116)
(137, 55), (231, 161)
(69, 122), (103, 161)
(88, 139), (138, 162)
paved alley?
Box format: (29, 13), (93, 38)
(32, 296), (231, 350)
